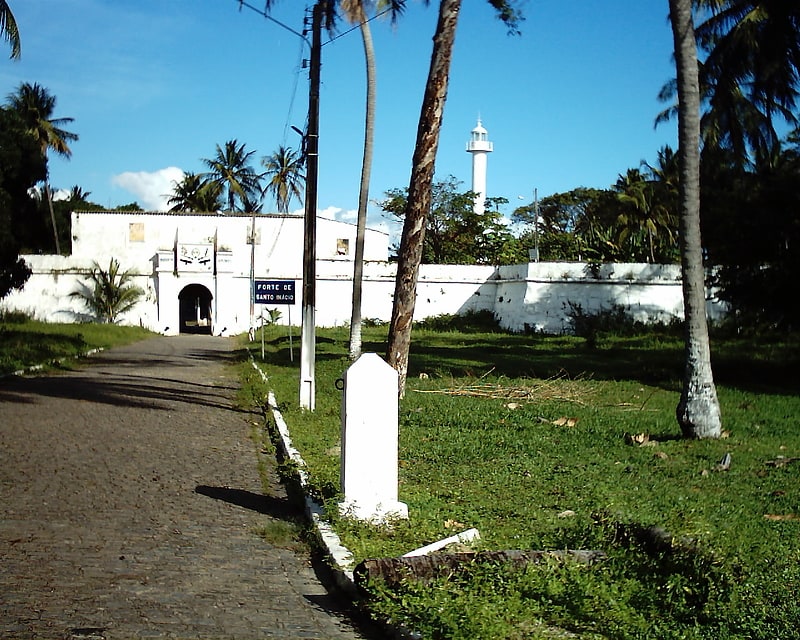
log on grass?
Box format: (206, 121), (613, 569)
(354, 549), (606, 590)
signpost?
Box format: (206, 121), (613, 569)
(255, 280), (296, 361)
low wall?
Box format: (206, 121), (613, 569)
(493, 262), (722, 334)
(1, 256), (727, 335)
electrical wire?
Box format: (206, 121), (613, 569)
(236, 0), (310, 45)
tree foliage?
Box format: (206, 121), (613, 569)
(6, 82), (78, 254)
(1, 0), (20, 59)
(701, 131), (800, 330)
(659, 0), (800, 167)
(382, 176), (521, 264)
(0, 107), (46, 298)
(202, 140), (263, 212)
(261, 146), (305, 214)
(167, 172), (224, 212)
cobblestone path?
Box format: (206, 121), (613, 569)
(0, 335), (376, 639)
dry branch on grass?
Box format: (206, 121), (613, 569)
(412, 370), (595, 406)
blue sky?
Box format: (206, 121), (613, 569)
(2, 1), (679, 238)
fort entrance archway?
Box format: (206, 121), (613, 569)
(178, 284), (213, 334)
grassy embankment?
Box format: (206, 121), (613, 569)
(0, 315), (154, 375)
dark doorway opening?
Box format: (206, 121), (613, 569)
(178, 284), (213, 334)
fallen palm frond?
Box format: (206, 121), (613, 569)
(412, 369), (595, 406)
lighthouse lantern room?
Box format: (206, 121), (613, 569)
(466, 118), (493, 214)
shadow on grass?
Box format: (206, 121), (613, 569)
(257, 329), (800, 396)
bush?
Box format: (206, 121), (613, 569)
(565, 302), (650, 348)
(0, 309), (31, 324)
(414, 309), (502, 333)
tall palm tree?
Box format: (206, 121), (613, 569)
(167, 172), (223, 212)
(6, 82), (78, 254)
(201, 139), (262, 212)
(261, 145), (305, 213)
(340, 0), (405, 361)
(1, 0), (20, 59)
(669, 0), (722, 439)
(386, 0), (522, 395)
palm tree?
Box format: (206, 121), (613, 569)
(386, 0), (522, 395)
(6, 82), (78, 254)
(261, 145), (305, 213)
(201, 140), (262, 212)
(340, 0), (405, 361)
(70, 258), (144, 323)
(1, 0), (20, 59)
(669, 0), (722, 439)
(167, 172), (223, 212)
(67, 185), (91, 203)
(614, 167), (676, 263)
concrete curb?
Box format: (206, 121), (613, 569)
(249, 358), (358, 596)
(249, 355), (420, 639)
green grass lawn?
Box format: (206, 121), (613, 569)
(246, 320), (800, 640)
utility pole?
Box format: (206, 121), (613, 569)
(299, 0), (323, 411)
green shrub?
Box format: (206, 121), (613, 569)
(0, 309), (31, 324)
(414, 309), (502, 333)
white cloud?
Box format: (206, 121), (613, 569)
(318, 205), (357, 224)
(111, 166), (184, 211)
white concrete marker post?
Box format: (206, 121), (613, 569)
(339, 353), (408, 523)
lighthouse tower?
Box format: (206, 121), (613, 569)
(466, 118), (493, 214)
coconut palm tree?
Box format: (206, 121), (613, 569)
(340, 0), (405, 360)
(386, 0), (523, 395)
(70, 258), (144, 324)
(1, 0), (20, 59)
(614, 167), (676, 263)
(6, 82), (78, 254)
(67, 185), (91, 203)
(201, 139), (262, 212)
(167, 172), (223, 212)
(668, 0), (723, 439)
(261, 145), (305, 214)
(698, 0), (800, 131)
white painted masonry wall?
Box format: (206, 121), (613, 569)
(1, 211), (727, 334)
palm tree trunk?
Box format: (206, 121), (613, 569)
(44, 182), (61, 254)
(349, 4), (376, 362)
(669, 0), (722, 438)
(386, 0), (462, 396)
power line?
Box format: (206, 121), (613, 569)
(235, 0), (311, 46)
(234, 0), (394, 48)
(322, 6), (395, 46)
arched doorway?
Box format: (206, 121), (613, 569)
(178, 284), (213, 334)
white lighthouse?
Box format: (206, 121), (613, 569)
(466, 118), (493, 214)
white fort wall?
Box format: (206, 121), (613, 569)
(0, 211), (726, 334)
(4, 257), (726, 335)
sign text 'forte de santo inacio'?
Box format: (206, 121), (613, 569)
(254, 280), (296, 305)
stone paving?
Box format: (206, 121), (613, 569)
(0, 336), (379, 639)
